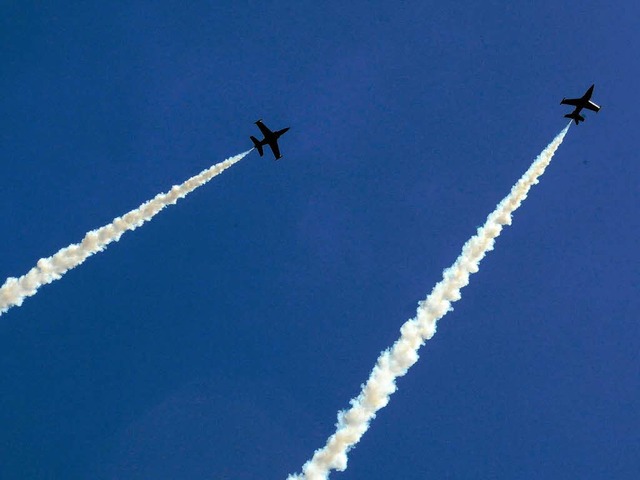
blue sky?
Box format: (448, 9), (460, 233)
(1, 2), (638, 479)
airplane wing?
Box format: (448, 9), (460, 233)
(268, 140), (281, 159)
(584, 101), (600, 112)
(560, 98), (582, 107)
(255, 120), (273, 137)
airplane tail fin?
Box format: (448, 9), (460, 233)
(250, 136), (264, 156)
(564, 113), (584, 125)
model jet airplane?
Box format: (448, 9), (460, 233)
(561, 84), (600, 125)
(250, 119), (290, 160)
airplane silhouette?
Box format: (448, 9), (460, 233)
(250, 119), (290, 160)
(561, 84), (600, 125)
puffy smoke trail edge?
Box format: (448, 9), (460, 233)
(288, 125), (570, 480)
(0, 150), (251, 317)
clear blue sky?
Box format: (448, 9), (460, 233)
(1, 2), (638, 479)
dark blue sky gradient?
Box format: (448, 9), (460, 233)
(1, 2), (638, 479)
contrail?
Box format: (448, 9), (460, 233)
(288, 125), (571, 480)
(0, 150), (251, 317)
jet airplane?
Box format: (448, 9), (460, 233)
(560, 84), (600, 125)
(250, 119), (290, 160)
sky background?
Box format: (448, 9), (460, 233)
(1, 2), (638, 479)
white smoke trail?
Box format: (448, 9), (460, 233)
(0, 150), (251, 317)
(288, 125), (571, 480)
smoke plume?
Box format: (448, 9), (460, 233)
(0, 150), (251, 317)
(288, 125), (570, 480)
